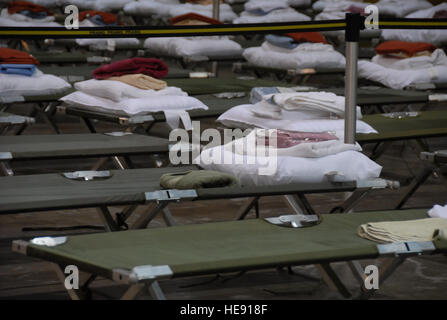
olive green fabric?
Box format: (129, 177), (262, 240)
(358, 111), (447, 143)
(160, 170), (239, 190)
(24, 209), (447, 279)
(0, 133), (169, 160)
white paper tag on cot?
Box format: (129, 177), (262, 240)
(31, 236), (67, 247)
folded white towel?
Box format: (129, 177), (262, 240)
(428, 204), (447, 219)
(251, 92), (362, 120)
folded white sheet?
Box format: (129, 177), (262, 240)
(382, 3), (447, 44)
(243, 42), (346, 70)
(372, 49), (447, 70)
(234, 7), (310, 23)
(217, 104), (377, 135)
(359, 60), (447, 89)
(265, 91), (362, 119)
(144, 36), (243, 58)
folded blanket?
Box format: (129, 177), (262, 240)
(428, 204), (447, 219)
(227, 129), (362, 158)
(106, 74), (167, 90)
(284, 32), (328, 44)
(93, 58), (169, 80)
(358, 218), (447, 244)
(376, 40), (437, 58)
(251, 92), (362, 120)
(0, 48), (39, 65)
(79, 10), (120, 25)
(160, 170), (239, 189)
(434, 10), (447, 18)
(8, 1), (53, 16)
(170, 12), (222, 25)
(0, 63), (36, 76)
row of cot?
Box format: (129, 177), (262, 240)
(2, 0), (447, 300)
(2, 57), (447, 299)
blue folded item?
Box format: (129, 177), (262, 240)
(90, 14), (119, 26)
(19, 10), (48, 19)
(247, 7), (283, 16)
(265, 34), (298, 50)
(250, 87), (281, 104)
(0, 64), (36, 77)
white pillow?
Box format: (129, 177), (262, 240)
(196, 146), (382, 186)
(74, 79), (187, 102)
(144, 37), (243, 58)
(359, 60), (447, 90)
(60, 90), (208, 115)
(0, 69), (71, 97)
(234, 8), (310, 23)
(217, 104), (377, 134)
(243, 43), (346, 70)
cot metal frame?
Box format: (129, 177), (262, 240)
(396, 150), (447, 209)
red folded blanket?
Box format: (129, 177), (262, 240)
(170, 12), (223, 25)
(434, 10), (447, 19)
(93, 58), (169, 80)
(7, 0), (53, 15)
(376, 41), (437, 58)
(79, 10), (120, 25)
(0, 48), (39, 65)
(284, 32), (328, 44)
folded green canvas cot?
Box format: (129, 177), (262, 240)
(0, 111), (34, 135)
(12, 209), (446, 300)
(0, 165), (396, 231)
(0, 132), (170, 176)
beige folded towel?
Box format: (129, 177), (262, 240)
(358, 218), (447, 244)
(107, 74), (167, 90)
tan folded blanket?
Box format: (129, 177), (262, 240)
(106, 74), (167, 90)
(358, 218), (447, 244)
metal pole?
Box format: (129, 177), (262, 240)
(344, 13), (362, 144)
(344, 42), (358, 144)
(212, 0), (220, 20)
